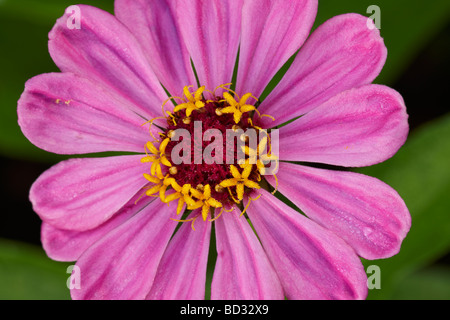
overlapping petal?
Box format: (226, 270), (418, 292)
(258, 14), (387, 128)
(211, 208), (284, 300)
(41, 195), (155, 262)
(71, 200), (178, 300)
(278, 85), (409, 167)
(146, 211), (211, 300)
(247, 189), (368, 300)
(176, 0), (243, 96)
(266, 163), (411, 260)
(236, 0), (317, 98)
(115, 0), (197, 97)
(49, 4), (169, 120)
(18, 73), (156, 154)
(30, 155), (148, 231)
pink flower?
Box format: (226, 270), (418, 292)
(17, 0), (410, 300)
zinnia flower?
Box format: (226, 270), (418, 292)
(17, 0), (410, 300)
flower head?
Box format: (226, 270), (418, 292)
(18, 0), (410, 300)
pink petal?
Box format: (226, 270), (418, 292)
(115, 0), (197, 97)
(236, 0), (317, 98)
(247, 189), (368, 300)
(146, 211), (211, 300)
(176, 0), (243, 95)
(267, 163), (410, 260)
(257, 13), (387, 128)
(41, 195), (155, 262)
(278, 84), (409, 167)
(49, 5), (169, 120)
(30, 155), (148, 231)
(18, 73), (155, 154)
(211, 208), (284, 300)
(71, 200), (178, 300)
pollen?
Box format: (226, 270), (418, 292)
(140, 83), (277, 225)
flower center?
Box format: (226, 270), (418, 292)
(140, 84), (278, 225)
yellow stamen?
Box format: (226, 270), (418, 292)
(166, 111), (177, 126)
(169, 166), (178, 175)
(141, 116), (167, 142)
(146, 141), (159, 155)
(167, 130), (175, 138)
(215, 184), (225, 193)
(163, 182), (196, 215)
(259, 113), (275, 122)
(189, 184), (223, 221)
(170, 216), (199, 231)
(212, 83), (233, 97)
(271, 173), (279, 195)
(141, 137), (172, 181)
(208, 208), (224, 222)
(145, 182), (163, 196)
(241, 134), (278, 175)
(173, 85), (206, 116)
(219, 90), (258, 124)
(140, 82), (274, 224)
(161, 95), (183, 116)
(143, 173), (161, 184)
(219, 164), (260, 201)
(240, 133), (249, 143)
(240, 194), (262, 217)
(182, 117), (192, 124)
(227, 186), (241, 204)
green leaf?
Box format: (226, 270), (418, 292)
(390, 267), (450, 300)
(0, 0), (114, 24)
(0, 239), (71, 299)
(356, 113), (450, 299)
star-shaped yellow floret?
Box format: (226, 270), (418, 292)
(163, 181), (199, 215)
(142, 173), (173, 201)
(173, 85), (206, 117)
(241, 136), (278, 175)
(220, 92), (256, 124)
(141, 138), (172, 178)
(219, 164), (260, 201)
(189, 184), (223, 221)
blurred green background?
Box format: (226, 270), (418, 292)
(0, 0), (449, 300)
